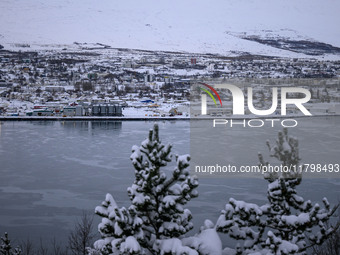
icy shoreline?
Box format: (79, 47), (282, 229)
(0, 116), (189, 121)
(0, 114), (339, 121)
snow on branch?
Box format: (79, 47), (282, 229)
(217, 128), (340, 255)
(94, 124), (198, 254)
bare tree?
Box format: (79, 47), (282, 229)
(20, 237), (69, 255)
(51, 237), (69, 255)
(68, 211), (95, 255)
(37, 238), (48, 255)
(310, 214), (340, 255)
(19, 238), (34, 255)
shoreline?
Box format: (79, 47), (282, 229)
(0, 116), (189, 121)
(0, 114), (339, 121)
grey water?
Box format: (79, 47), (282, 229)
(0, 118), (339, 248)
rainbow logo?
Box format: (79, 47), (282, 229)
(199, 82), (222, 106)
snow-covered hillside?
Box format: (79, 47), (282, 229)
(1, 0), (340, 59)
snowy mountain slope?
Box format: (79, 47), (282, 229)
(227, 29), (340, 56)
(1, 0), (340, 58)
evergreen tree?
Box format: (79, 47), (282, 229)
(217, 128), (339, 255)
(0, 233), (21, 255)
(94, 124), (198, 254)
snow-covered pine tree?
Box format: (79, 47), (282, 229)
(94, 124), (199, 255)
(259, 128), (339, 254)
(0, 232), (21, 255)
(217, 128), (339, 255)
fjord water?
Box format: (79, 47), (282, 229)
(0, 119), (339, 245)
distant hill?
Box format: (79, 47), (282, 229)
(1, 0), (340, 59)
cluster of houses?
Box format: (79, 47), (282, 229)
(0, 46), (339, 117)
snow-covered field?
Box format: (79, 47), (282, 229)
(1, 0), (340, 59)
